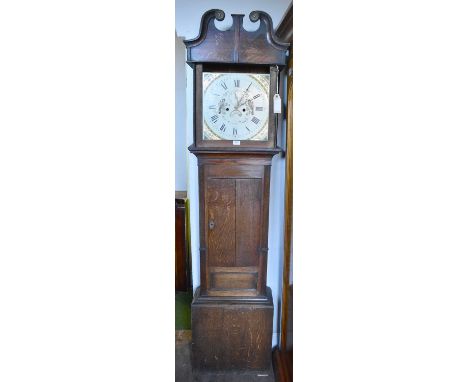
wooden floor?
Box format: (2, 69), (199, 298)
(175, 330), (194, 381)
(175, 331), (276, 382)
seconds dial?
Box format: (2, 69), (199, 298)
(203, 73), (269, 141)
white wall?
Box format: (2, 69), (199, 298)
(175, 34), (187, 191)
(175, 0), (292, 347)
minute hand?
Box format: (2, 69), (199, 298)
(235, 94), (246, 109)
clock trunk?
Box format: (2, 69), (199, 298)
(191, 149), (279, 300)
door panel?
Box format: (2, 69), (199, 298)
(235, 178), (262, 266)
(210, 271), (258, 290)
(206, 178), (236, 267)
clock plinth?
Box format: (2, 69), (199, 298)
(191, 287), (274, 373)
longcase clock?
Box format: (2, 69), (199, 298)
(184, 9), (289, 377)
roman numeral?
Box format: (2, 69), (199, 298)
(220, 124), (226, 132)
(255, 107), (263, 111)
(211, 115), (219, 123)
(245, 126), (250, 132)
(209, 105), (216, 110)
(234, 79), (240, 87)
(220, 82), (227, 90)
(253, 94), (261, 99)
(232, 128), (237, 136)
(251, 116), (260, 124)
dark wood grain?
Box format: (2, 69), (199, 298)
(275, 4), (293, 44)
(175, 196), (188, 291)
(206, 178), (236, 267)
(209, 266), (257, 273)
(184, 10), (289, 66)
(280, 51), (293, 351)
(203, 63), (270, 74)
(191, 150), (278, 298)
(193, 371), (275, 382)
(257, 163), (271, 296)
(176, 329), (275, 382)
(198, 164), (207, 295)
(272, 347), (293, 382)
(236, 178), (262, 267)
(189, 144), (281, 157)
(192, 287), (273, 372)
(206, 164), (264, 179)
(210, 271), (257, 290)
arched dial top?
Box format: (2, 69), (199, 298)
(203, 72), (270, 141)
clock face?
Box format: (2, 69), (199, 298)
(202, 72), (270, 141)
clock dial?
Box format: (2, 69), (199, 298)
(202, 73), (269, 141)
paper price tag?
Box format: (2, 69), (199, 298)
(233, 140), (240, 145)
(274, 94), (281, 113)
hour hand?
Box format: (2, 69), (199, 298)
(236, 94), (246, 108)
(247, 99), (254, 114)
(234, 93), (242, 109)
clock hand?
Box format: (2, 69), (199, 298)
(247, 98), (254, 110)
(234, 93), (243, 110)
(238, 96), (251, 109)
(218, 99), (225, 114)
(236, 93), (248, 108)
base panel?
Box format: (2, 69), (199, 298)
(191, 287), (273, 373)
(193, 368), (275, 382)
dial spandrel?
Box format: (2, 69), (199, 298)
(202, 72), (270, 141)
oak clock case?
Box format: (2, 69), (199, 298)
(184, 9), (289, 374)
(191, 69), (280, 299)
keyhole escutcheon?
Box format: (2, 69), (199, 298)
(208, 219), (215, 230)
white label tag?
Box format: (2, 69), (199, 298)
(274, 94), (281, 113)
(233, 140), (240, 145)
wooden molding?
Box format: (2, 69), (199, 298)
(184, 9), (290, 66)
(280, 53), (293, 350)
(276, 4), (293, 44)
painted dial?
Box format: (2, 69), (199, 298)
(203, 73), (269, 141)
